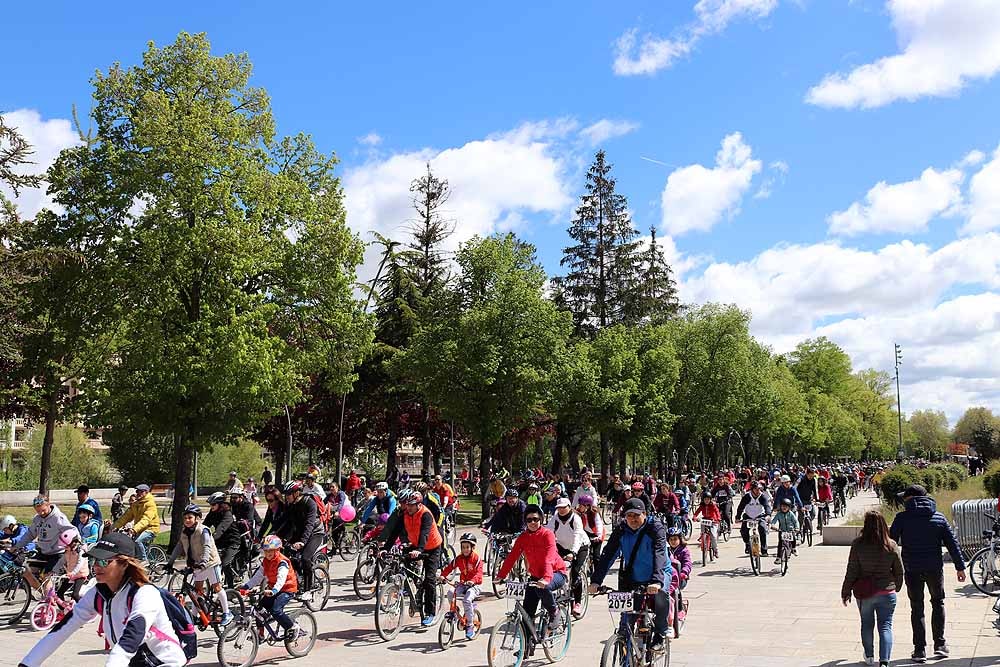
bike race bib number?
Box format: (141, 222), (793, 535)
(700, 520), (714, 531)
(506, 580), (527, 601)
(780, 531), (794, 541)
(607, 592), (634, 614)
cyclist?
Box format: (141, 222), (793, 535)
(832, 468), (850, 509)
(382, 491), (444, 626)
(276, 480), (325, 602)
(361, 482), (397, 525)
(257, 489), (285, 541)
(324, 482), (349, 543)
(230, 490), (259, 535)
(72, 485), (103, 529)
(18, 533), (188, 667)
(576, 494), (605, 568)
(773, 475), (803, 511)
(525, 483), (543, 507)
(736, 481), (771, 556)
(108, 483), (159, 562)
(301, 471), (324, 501)
(204, 492), (242, 587)
(589, 498), (672, 651)
(1, 514), (29, 544)
(74, 504), (101, 545)
(11, 496), (75, 587)
(224, 470), (244, 494)
(771, 497), (799, 563)
(547, 497), (589, 616)
(497, 504), (568, 641)
(571, 471), (598, 508)
(630, 481), (654, 514)
(817, 476), (835, 520)
(433, 475), (456, 511)
(710, 474), (735, 532)
(541, 485), (562, 516)
(653, 482), (680, 529)
(167, 504), (234, 626)
(692, 492), (721, 558)
(666, 527), (692, 586)
(797, 468), (819, 523)
(440, 532), (484, 640)
(487, 474), (507, 507)
(111, 484), (128, 522)
(483, 488), (528, 534)
(51, 527), (89, 601)
(239, 535), (302, 640)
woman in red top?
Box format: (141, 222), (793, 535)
(497, 504), (568, 631)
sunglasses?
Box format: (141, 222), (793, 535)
(526, 517), (542, 524)
(90, 557), (113, 567)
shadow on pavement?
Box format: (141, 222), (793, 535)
(316, 627), (383, 647)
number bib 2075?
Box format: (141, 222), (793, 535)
(607, 592), (634, 614)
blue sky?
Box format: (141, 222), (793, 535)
(5, 0), (1000, 422)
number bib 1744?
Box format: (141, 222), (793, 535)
(505, 580), (526, 601)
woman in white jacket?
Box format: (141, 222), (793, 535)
(546, 497), (590, 616)
(571, 471), (599, 508)
(19, 533), (187, 667)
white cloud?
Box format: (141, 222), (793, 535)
(358, 132), (382, 147)
(828, 167), (964, 236)
(661, 132), (762, 235)
(579, 119), (640, 146)
(0, 109), (81, 218)
(754, 159), (789, 199)
(613, 0), (779, 76)
(806, 0), (1000, 109)
(965, 144), (1000, 234)
(960, 150), (986, 169)
(343, 120), (575, 284)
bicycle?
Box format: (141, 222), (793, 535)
(329, 520), (362, 561)
(488, 531), (526, 598)
(292, 552), (330, 612)
(817, 501), (830, 531)
(670, 580), (687, 640)
(560, 552), (589, 619)
(675, 509), (692, 541)
(486, 578), (573, 667)
(697, 519), (717, 566)
(969, 512), (1000, 596)
(29, 574), (76, 631)
(216, 589), (317, 667)
(596, 586), (669, 667)
(0, 548), (45, 625)
(145, 543), (169, 584)
(374, 545), (446, 641)
(353, 539), (384, 600)
(438, 578), (483, 649)
(778, 529), (796, 576)
(166, 568), (245, 637)
(443, 505), (458, 547)
(799, 505), (814, 547)
(743, 517), (765, 576)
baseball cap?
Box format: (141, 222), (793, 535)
(135, 484), (151, 493)
(623, 498), (646, 515)
(88, 532), (137, 560)
(555, 497), (571, 508)
(75, 485), (90, 494)
(897, 484), (927, 500)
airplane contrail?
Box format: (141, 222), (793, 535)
(640, 155), (671, 167)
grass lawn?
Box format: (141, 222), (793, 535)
(847, 476), (990, 526)
(456, 494), (483, 526)
(0, 501), (189, 546)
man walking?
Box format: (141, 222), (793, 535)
(889, 484), (966, 662)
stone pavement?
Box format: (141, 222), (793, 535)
(6, 489), (1000, 667)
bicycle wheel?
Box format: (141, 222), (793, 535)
(30, 600), (56, 631)
(682, 518), (693, 541)
(340, 528), (361, 561)
(576, 568), (590, 618)
(353, 557), (378, 600)
(542, 603), (572, 662)
(0, 573), (31, 624)
(217, 617), (259, 667)
(164, 572), (185, 595)
(375, 577), (405, 641)
(600, 632), (628, 667)
(438, 615), (456, 649)
(487, 615), (524, 667)
(313, 550), (330, 571)
(285, 608), (317, 656)
(304, 566), (330, 611)
(210, 589), (247, 637)
(492, 558), (508, 598)
(750, 552), (760, 576)
(701, 540), (707, 567)
(146, 545), (168, 583)
(781, 552), (789, 576)
(649, 636), (670, 667)
(969, 548), (1000, 596)
(720, 521), (729, 542)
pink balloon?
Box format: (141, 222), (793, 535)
(339, 504), (357, 522)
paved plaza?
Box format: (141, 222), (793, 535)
(7, 490), (1000, 667)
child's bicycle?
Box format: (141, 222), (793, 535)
(216, 590), (317, 667)
(29, 574), (76, 631)
(438, 578), (483, 649)
(697, 519), (717, 566)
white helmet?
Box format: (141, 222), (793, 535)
(0, 515), (15, 531)
(375, 482), (389, 491)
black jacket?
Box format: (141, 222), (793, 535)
(231, 501), (258, 533)
(277, 495), (322, 544)
(797, 477), (818, 504)
(484, 500), (527, 534)
(204, 509), (240, 549)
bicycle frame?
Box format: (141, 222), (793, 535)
(602, 588), (660, 667)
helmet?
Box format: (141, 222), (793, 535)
(282, 480), (303, 495)
(76, 503), (95, 514)
(183, 504), (202, 517)
(631, 481), (644, 491)
(577, 494), (594, 506)
(459, 532), (477, 545)
(262, 535), (282, 551)
(58, 527), (80, 548)
(504, 488), (520, 498)
(375, 482), (389, 491)
(207, 492), (227, 505)
(377, 512), (390, 524)
(702, 492), (712, 500)
(666, 527), (683, 537)
(118, 484), (128, 492)
(528, 483), (539, 491)
(0, 515), (15, 531)
(779, 498), (792, 507)
(407, 492), (423, 505)
(780, 475), (791, 483)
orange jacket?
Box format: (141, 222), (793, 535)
(441, 551), (484, 585)
(263, 552), (298, 594)
(403, 504), (442, 551)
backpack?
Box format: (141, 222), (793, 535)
(95, 583), (198, 662)
(311, 494), (331, 529)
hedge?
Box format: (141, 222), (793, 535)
(983, 461), (1000, 498)
(880, 465), (922, 505)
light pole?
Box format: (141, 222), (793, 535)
(449, 422), (455, 484)
(284, 405), (294, 483)
(894, 343), (904, 460)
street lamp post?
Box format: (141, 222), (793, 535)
(894, 343), (904, 460)
(284, 405), (294, 482)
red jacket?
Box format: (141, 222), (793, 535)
(817, 485), (834, 502)
(693, 502), (721, 522)
(441, 551), (484, 585)
(498, 526), (567, 583)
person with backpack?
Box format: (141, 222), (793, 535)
(18, 532), (195, 667)
(204, 492), (242, 588)
(167, 504), (234, 627)
(275, 481), (324, 602)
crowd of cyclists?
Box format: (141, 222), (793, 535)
(6, 460), (894, 666)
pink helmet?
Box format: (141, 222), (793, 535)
(377, 512), (390, 524)
(58, 527), (80, 548)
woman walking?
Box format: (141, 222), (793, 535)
(841, 510), (904, 667)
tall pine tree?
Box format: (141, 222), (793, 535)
(631, 226), (680, 323)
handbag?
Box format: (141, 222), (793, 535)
(851, 575), (877, 600)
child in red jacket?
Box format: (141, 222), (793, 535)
(440, 532), (485, 639)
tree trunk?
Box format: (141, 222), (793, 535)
(617, 444), (627, 476)
(599, 430), (610, 494)
(38, 383), (58, 497)
(421, 405), (432, 479)
(567, 435), (581, 474)
(478, 443), (493, 520)
(169, 434), (195, 550)
(552, 423), (567, 475)
(386, 416), (399, 480)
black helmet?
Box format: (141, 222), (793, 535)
(183, 504), (202, 517)
(504, 488), (520, 498)
(459, 532), (477, 545)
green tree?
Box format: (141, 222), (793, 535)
(954, 407), (1000, 461)
(392, 234), (572, 515)
(847, 370), (898, 460)
(908, 409), (949, 460)
(53, 34), (370, 543)
(632, 226), (680, 324)
(788, 337), (853, 397)
(19, 425), (117, 490)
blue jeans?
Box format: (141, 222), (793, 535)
(262, 591), (294, 630)
(858, 592), (896, 662)
(522, 572), (567, 624)
(135, 530), (155, 561)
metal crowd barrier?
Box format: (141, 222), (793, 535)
(951, 498), (997, 560)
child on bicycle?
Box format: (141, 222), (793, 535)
(439, 532), (484, 639)
(770, 498), (800, 564)
(363, 512), (390, 543)
(74, 504), (101, 546)
(666, 527), (692, 586)
(167, 504), (234, 626)
(51, 527), (89, 601)
(239, 535), (301, 640)
(692, 492), (721, 556)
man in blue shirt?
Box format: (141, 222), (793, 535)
(72, 485), (102, 530)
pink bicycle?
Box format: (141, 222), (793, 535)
(30, 575), (76, 631)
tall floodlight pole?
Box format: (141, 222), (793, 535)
(894, 343), (904, 460)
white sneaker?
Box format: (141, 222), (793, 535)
(862, 658), (874, 666)
(299, 592), (313, 602)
